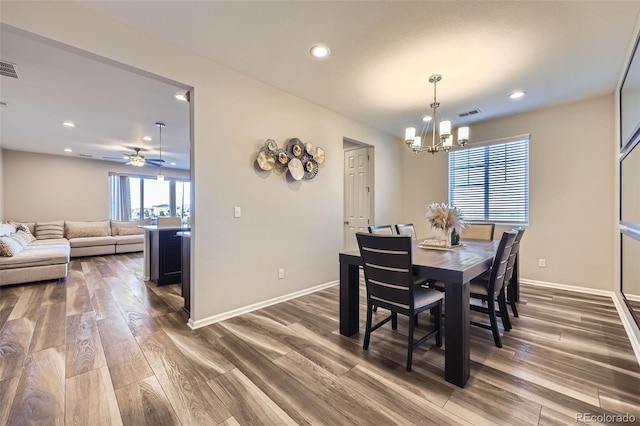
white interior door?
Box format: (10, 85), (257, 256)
(344, 147), (370, 251)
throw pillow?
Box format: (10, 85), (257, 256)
(111, 218), (150, 236)
(117, 226), (144, 236)
(66, 226), (110, 239)
(0, 236), (24, 256)
(16, 224), (36, 243)
(35, 220), (65, 240)
(8, 231), (30, 248)
(0, 223), (17, 236)
(65, 220), (111, 239)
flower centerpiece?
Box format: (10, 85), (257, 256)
(425, 202), (465, 247)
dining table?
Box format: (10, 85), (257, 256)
(339, 238), (500, 388)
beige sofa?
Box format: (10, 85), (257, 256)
(0, 219), (148, 286)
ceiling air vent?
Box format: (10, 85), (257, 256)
(79, 153), (94, 158)
(458, 108), (481, 118)
(0, 102), (7, 107)
(0, 61), (21, 79)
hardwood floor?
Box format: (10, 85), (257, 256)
(1, 253), (639, 425)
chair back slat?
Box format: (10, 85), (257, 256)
(356, 233), (414, 313)
(368, 225), (394, 235)
(461, 223), (495, 241)
(395, 223), (417, 240)
(504, 228), (525, 287)
(486, 230), (518, 297)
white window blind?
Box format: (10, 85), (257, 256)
(448, 137), (529, 225)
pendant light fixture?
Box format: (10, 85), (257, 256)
(156, 122), (165, 181)
(405, 74), (469, 154)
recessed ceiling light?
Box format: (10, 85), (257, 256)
(175, 93), (188, 102)
(170, 162), (176, 166)
(64, 148), (73, 152)
(422, 115), (432, 122)
(142, 136), (152, 141)
(310, 44), (330, 58)
(509, 91), (526, 99)
(62, 121), (75, 127)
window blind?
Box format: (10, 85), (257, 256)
(448, 137), (529, 225)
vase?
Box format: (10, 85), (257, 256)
(441, 228), (451, 248)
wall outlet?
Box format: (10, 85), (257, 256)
(234, 206), (241, 218)
(278, 268), (285, 279)
(538, 258), (546, 268)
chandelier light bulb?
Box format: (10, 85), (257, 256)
(405, 127), (416, 143)
(439, 120), (451, 139)
(412, 136), (422, 149)
(457, 126), (470, 145)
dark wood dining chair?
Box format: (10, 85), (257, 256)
(368, 224), (394, 235)
(356, 233), (443, 371)
(503, 227), (525, 319)
(461, 222), (495, 241)
(395, 223), (417, 240)
(469, 230), (517, 347)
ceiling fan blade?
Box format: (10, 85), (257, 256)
(145, 158), (164, 163)
(146, 160), (164, 166)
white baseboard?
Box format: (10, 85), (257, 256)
(521, 278), (640, 367)
(187, 280), (338, 330)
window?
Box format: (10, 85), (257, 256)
(109, 174), (190, 223)
(448, 137), (529, 225)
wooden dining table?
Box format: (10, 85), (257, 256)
(339, 238), (499, 388)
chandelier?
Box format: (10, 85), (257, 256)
(404, 74), (469, 154)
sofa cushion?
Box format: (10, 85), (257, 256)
(9, 231), (31, 248)
(111, 219), (150, 236)
(9, 221), (36, 235)
(114, 234), (144, 245)
(0, 236), (24, 256)
(68, 236), (117, 248)
(65, 220), (111, 239)
(0, 239), (70, 269)
(0, 223), (16, 236)
(35, 220), (65, 240)
(16, 225), (37, 243)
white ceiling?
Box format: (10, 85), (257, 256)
(1, 1), (639, 169)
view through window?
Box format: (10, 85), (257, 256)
(110, 175), (190, 223)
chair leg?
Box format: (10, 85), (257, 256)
(407, 315), (414, 372)
(373, 305), (378, 312)
(414, 314), (419, 326)
(435, 302), (442, 348)
(487, 298), (502, 348)
(498, 292), (512, 331)
(391, 312), (398, 330)
(509, 299), (519, 317)
(363, 302), (373, 350)
(507, 284), (519, 317)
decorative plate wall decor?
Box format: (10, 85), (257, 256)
(255, 138), (325, 182)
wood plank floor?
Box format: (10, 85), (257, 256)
(1, 253), (639, 425)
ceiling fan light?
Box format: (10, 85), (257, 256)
(131, 157), (145, 167)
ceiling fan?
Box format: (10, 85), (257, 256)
(104, 147), (164, 167)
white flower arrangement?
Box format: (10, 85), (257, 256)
(425, 202), (466, 233)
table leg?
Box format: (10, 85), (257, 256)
(445, 280), (470, 387)
(340, 262), (360, 336)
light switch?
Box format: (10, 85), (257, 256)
(234, 206), (241, 218)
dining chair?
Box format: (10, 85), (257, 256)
(356, 232), (443, 371)
(461, 223), (495, 241)
(503, 227), (525, 319)
(368, 224), (394, 235)
(468, 230), (517, 348)
(395, 223), (417, 240)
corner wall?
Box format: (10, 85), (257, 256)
(0, 148), (4, 221)
(402, 94), (615, 291)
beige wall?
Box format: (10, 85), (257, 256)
(402, 94), (615, 291)
(0, 2), (403, 323)
(3, 149), (189, 222)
